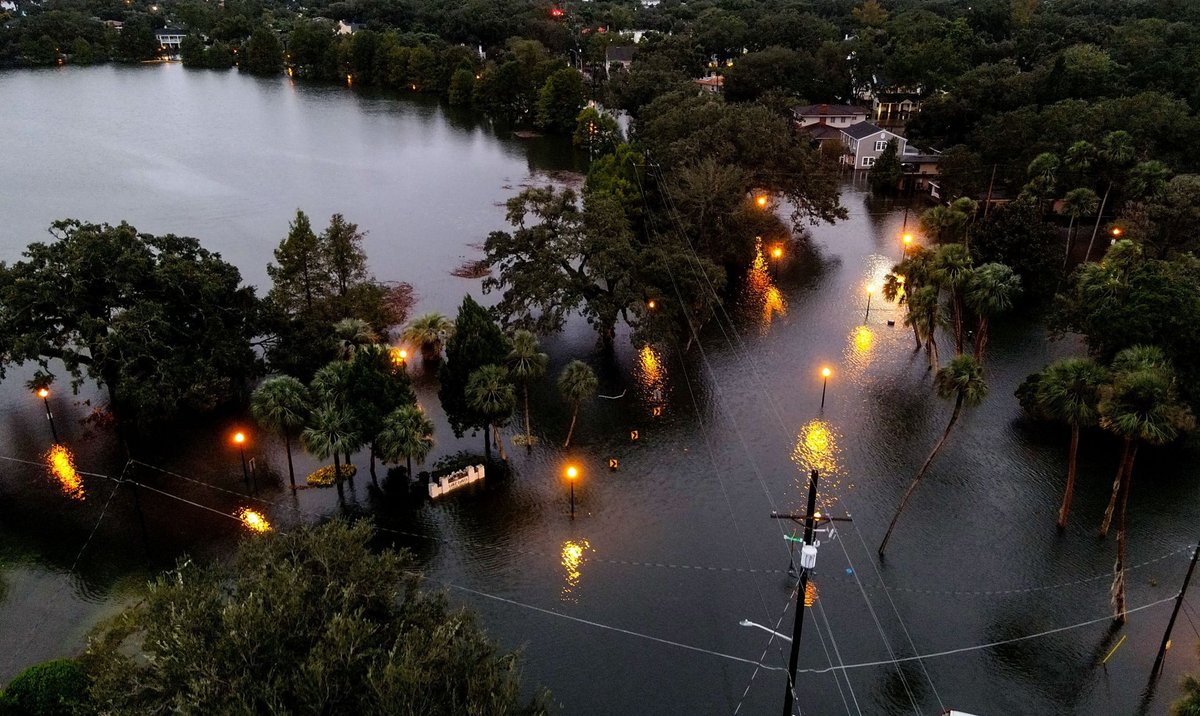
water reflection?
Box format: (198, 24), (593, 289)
(237, 508), (271, 533)
(791, 419), (850, 508)
(739, 241), (787, 333)
(635, 345), (667, 417)
(560, 538), (591, 602)
(45, 444), (84, 500)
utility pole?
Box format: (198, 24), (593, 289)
(983, 164), (997, 218)
(781, 469), (819, 716)
(1150, 543), (1200, 680)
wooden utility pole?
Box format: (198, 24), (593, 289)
(781, 470), (819, 716)
(1150, 543), (1200, 680)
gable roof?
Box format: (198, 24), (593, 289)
(842, 121), (896, 140)
(802, 124), (843, 141)
(792, 103), (867, 117)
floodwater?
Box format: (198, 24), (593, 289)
(2, 64), (1199, 715)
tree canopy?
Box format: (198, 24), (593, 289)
(83, 521), (549, 715)
(0, 220), (260, 426)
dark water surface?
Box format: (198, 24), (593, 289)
(2, 64), (1199, 715)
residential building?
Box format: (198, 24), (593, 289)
(791, 103), (868, 129)
(898, 148), (941, 192)
(840, 121), (906, 169)
(693, 75), (723, 94)
(335, 20), (365, 35)
(154, 27), (185, 51)
(605, 46), (636, 77)
(853, 73), (924, 126)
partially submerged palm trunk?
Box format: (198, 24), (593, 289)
(493, 424), (508, 461)
(369, 446), (378, 484)
(952, 293), (965, 355)
(523, 385), (533, 449)
(879, 392), (965, 556)
(333, 453), (345, 501)
(973, 317), (989, 363)
(1100, 439), (1137, 537)
(1111, 461), (1133, 624)
(564, 403), (580, 448)
(483, 426), (492, 464)
(925, 332), (940, 372)
(1056, 424), (1080, 530)
(284, 432), (296, 489)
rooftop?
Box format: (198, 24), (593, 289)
(792, 103), (868, 117)
(606, 46), (637, 63)
(841, 121), (896, 140)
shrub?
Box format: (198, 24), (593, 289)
(306, 463), (356, 487)
(0, 658), (90, 716)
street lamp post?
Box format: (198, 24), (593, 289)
(566, 465), (578, 518)
(901, 233), (913, 261)
(37, 388), (58, 443)
(820, 368), (831, 409)
(771, 245), (783, 279)
(233, 431), (251, 490)
(864, 285), (875, 323)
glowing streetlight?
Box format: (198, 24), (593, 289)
(901, 233), (913, 260)
(772, 246), (783, 260)
(647, 299), (657, 310)
(36, 387), (58, 443)
(864, 285), (876, 323)
(755, 195), (768, 209)
(820, 367), (831, 409)
(566, 465), (579, 518)
(232, 431), (252, 490)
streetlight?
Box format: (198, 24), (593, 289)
(647, 299), (657, 310)
(901, 233), (913, 260)
(233, 431), (251, 490)
(36, 387), (58, 443)
(820, 367), (831, 409)
(864, 285), (876, 323)
(739, 619), (791, 641)
(755, 195), (768, 209)
(1111, 226), (1123, 244)
(566, 465), (579, 518)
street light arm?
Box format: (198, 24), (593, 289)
(739, 619), (792, 642)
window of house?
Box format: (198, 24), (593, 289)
(874, 139), (888, 151)
(862, 156), (875, 167)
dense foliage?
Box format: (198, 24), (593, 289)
(82, 521), (548, 714)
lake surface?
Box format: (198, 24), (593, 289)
(2, 64), (1199, 715)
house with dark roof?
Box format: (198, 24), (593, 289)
(840, 121), (906, 169)
(605, 46), (636, 77)
(792, 104), (868, 129)
(693, 74), (723, 93)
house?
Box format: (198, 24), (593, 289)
(898, 148), (941, 191)
(154, 27), (185, 51)
(693, 74), (723, 94)
(335, 20), (365, 34)
(791, 104), (868, 129)
(840, 121), (906, 169)
(801, 123), (844, 148)
(853, 74), (923, 126)
(605, 46), (636, 77)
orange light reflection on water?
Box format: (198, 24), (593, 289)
(560, 538), (591, 602)
(742, 241), (787, 333)
(46, 444), (84, 500)
(238, 508), (272, 533)
(635, 345), (667, 416)
(791, 419), (849, 508)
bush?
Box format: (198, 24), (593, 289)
(306, 463), (356, 487)
(0, 659), (90, 716)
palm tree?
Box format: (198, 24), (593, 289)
(932, 244), (974, 354)
(906, 285), (943, 371)
(507, 330), (548, 448)
(332, 318), (378, 360)
(310, 360), (357, 464)
(558, 360), (598, 448)
(1034, 358), (1107, 529)
(1084, 131), (1135, 263)
(879, 355), (987, 556)
(1021, 152), (1061, 211)
(401, 312), (455, 362)
(466, 365), (515, 463)
(1059, 187), (1099, 269)
(1126, 160), (1172, 202)
(1172, 675), (1200, 716)
(377, 404), (435, 480)
(1097, 346), (1194, 623)
(249, 376), (310, 489)
(965, 263), (1021, 362)
(884, 247), (935, 351)
(919, 204), (968, 244)
(301, 403), (359, 499)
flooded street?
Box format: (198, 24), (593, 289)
(2, 64), (1199, 714)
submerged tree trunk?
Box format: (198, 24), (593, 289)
(1111, 459), (1133, 624)
(407, 455), (413, 481)
(925, 331), (940, 372)
(333, 453), (345, 502)
(524, 385), (533, 449)
(494, 424), (508, 461)
(1100, 439), (1136, 537)
(1085, 181), (1112, 263)
(880, 393), (965, 556)
(974, 316), (990, 363)
(1056, 424), (1080, 530)
(952, 293), (965, 355)
(564, 405), (579, 448)
(911, 318), (922, 351)
(369, 446), (378, 484)
(284, 432), (296, 489)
